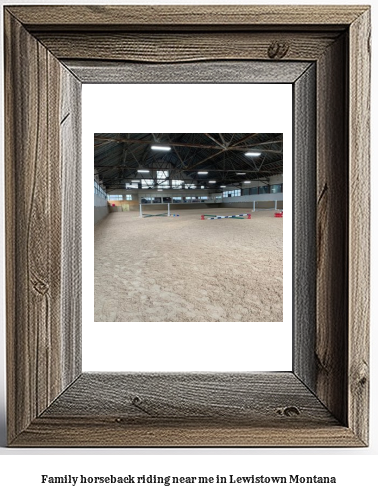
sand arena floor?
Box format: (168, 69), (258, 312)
(94, 208), (283, 322)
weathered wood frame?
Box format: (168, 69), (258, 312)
(4, 5), (370, 447)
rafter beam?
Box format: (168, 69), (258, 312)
(95, 136), (282, 153)
(95, 166), (282, 172)
(204, 133), (226, 148)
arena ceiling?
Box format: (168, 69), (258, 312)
(94, 133), (283, 191)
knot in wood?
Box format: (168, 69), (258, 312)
(277, 406), (300, 417)
(33, 280), (49, 295)
(131, 395), (153, 415)
(132, 396), (141, 406)
(268, 41), (289, 59)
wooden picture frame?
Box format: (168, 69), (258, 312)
(4, 5), (370, 447)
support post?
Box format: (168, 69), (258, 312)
(253, 201), (256, 212)
(168, 203), (171, 217)
(274, 200), (278, 210)
(139, 204), (142, 218)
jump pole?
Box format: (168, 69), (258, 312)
(253, 201), (256, 212)
(201, 213), (251, 220)
(274, 200), (278, 210)
(139, 203), (143, 218)
(168, 203), (171, 217)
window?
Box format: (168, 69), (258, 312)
(141, 179), (154, 188)
(250, 187), (258, 195)
(125, 194), (132, 200)
(270, 184), (282, 194)
(94, 180), (106, 198)
(185, 184), (196, 189)
(222, 189), (241, 198)
(107, 194), (123, 201)
(155, 170), (169, 188)
(172, 197), (182, 203)
(171, 180), (183, 188)
(259, 185), (269, 194)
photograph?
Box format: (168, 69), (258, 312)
(94, 133), (283, 322)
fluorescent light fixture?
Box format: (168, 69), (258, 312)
(245, 152), (261, 157)
(220, 185), (226, 188)
(137, 170), (149, 173)
(198, 171), (208, 174)
(237, 173), (246, 175)
(209, 181), (216, 184)
(151, 145), (171, 151)
(131, 180), (140, 183)
(243, 181), (251, 184)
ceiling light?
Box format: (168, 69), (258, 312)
(220, 185), (226, 188)
(245, 152), (261, 157)
(244, 181), (251, 184)
(209, 181), (216, 183)
(151, 145), (171, 151)
(237, 173), (246, 175)
(198, 171), (208, 174)
(131, 180), (140, 183)
(137, 170), (149, 173)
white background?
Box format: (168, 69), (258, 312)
(0, 0), (377, 499)
(83, 83), (292, 372)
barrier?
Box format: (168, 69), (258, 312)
(274, 211), (283, 218)
(140, 203), (179, 218)
(142, 213), (168, 218)
(142, 212), (180, 218)
(201, 213), (251, 220)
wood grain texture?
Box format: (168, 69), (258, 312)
(11, 417), (363, 448)
(42, 373), (336, 423)
(348, 9), (371, 445)
(60, 68), (82, 388)
(11, 373), (363, 447)
(66, 60), (312, 84)
(316, 34), (348, 425)
(4, 11), (81, 444)
(7, 5), (367, 29)
(293, 65), (317, 390)
(37, 32), (338, 63)
(5, 11), (61, 442)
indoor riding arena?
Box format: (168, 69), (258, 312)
(94, 133), (283, 322)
